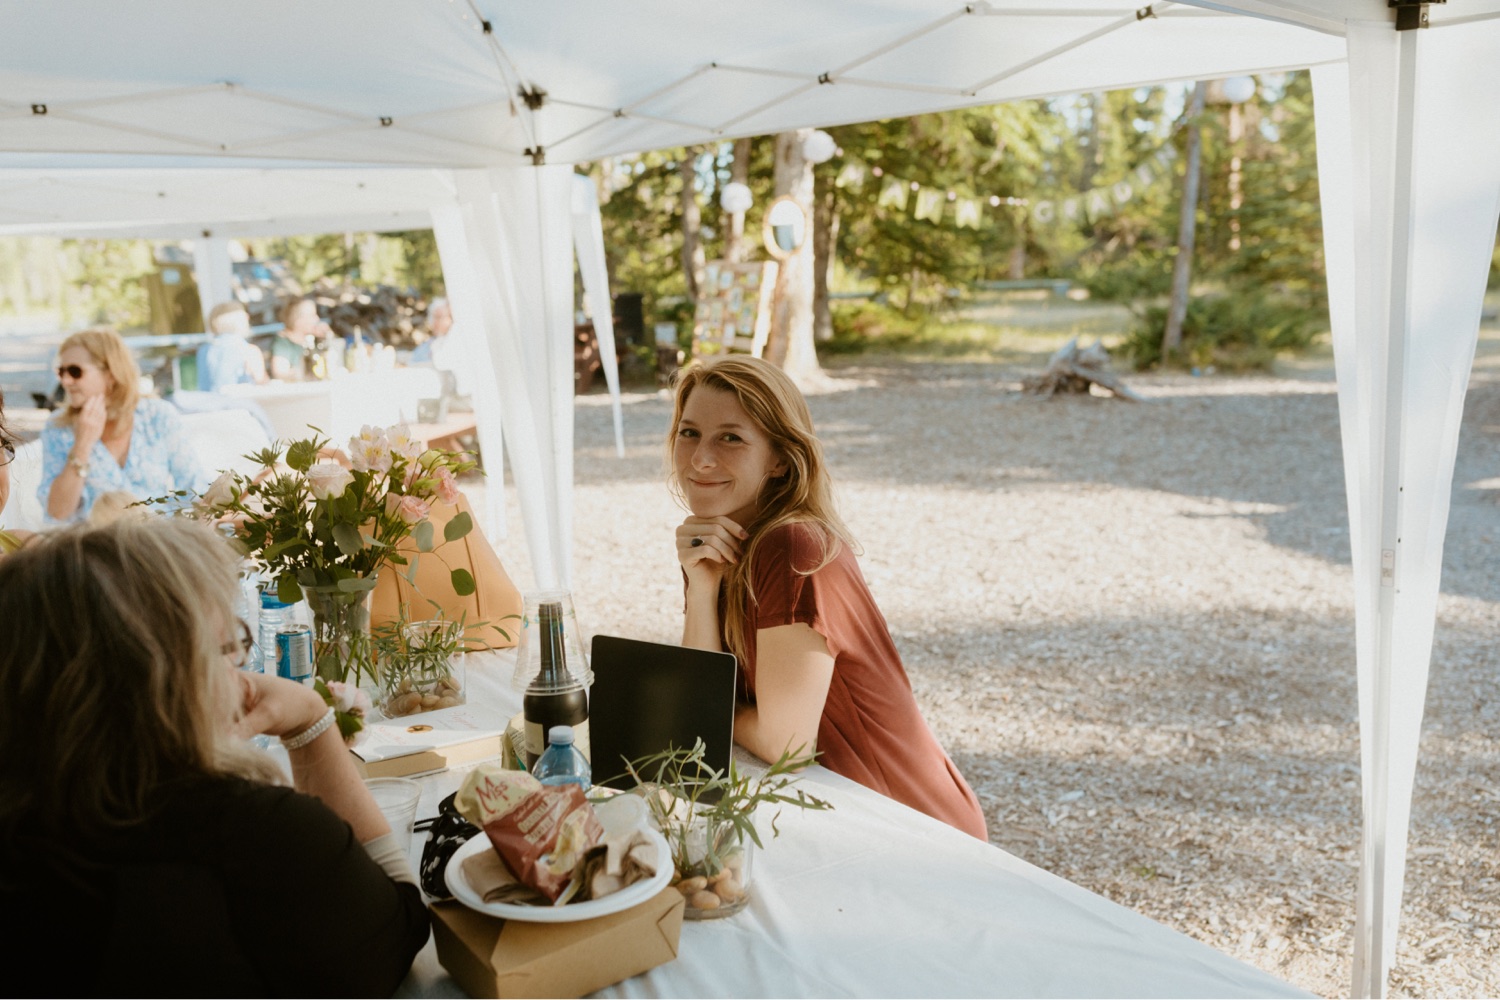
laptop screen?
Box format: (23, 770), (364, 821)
(587, 635), (738, 790)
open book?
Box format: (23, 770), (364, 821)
(350, 703), (508, 778)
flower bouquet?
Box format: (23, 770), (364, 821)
(196, 423), (478, 732)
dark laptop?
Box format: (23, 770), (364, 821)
(587, 635), (738, 791)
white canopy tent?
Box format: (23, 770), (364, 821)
(0, 3), (1496, 994)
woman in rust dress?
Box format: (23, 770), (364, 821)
(669, 356), (986, 839)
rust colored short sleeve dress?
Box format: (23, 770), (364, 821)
(738, 522), (988, 840)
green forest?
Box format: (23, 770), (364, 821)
(2, 73), (1496, 371)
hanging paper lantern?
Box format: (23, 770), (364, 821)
(1221, 76), (1256, 104)
(719, 181), (753, 214)
(801, 130), (837, 164)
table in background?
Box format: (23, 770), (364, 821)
(396, 652), (1310, 999)
(220, 368), (443, 443)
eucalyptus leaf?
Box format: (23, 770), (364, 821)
(413, 520), (435, 552)
(276, 575), (303, 604)
(450, 567), (476, 596)
(443, 511), (473, 543)
(332, 522), (364, 558)
(336, 575), (378, 593)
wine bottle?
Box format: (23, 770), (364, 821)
(522, 600), (588, 768)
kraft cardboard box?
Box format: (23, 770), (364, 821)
(431, 888), (686, 999)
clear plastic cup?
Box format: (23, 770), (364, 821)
(365, 777), (423, 857)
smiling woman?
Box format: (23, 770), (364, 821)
(667, 356), (987, 840)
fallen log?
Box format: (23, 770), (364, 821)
(1021, 337), (1142, 401)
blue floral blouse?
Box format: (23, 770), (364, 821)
(39, 397), (204, 524)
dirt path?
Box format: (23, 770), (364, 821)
(478, 353), (1499, 998)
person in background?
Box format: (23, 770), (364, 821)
(0, 389), (29, 554)
(269, 297), (329, 381)
(667, 356), (987, 840)
(196, 300), (268, 393)
(0, 518), (429, 993)
(39, 328), (202, 524)
(410, 297), (471, 398)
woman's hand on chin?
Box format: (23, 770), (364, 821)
(676, 514), (748, 590)
(232, 671), (329, 740)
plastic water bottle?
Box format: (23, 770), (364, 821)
(258, 591), (290, 675)
(532, 726), (591, 791)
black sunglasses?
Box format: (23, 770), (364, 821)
(221, 620), (255, 663)
(57, 364), (90, 380)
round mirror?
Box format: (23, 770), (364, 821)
(762, 195), (808, 259)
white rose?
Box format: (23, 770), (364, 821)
(200, 472), (237, 508)
(305, 462), (354, 500)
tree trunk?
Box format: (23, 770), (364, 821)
(764, 130), (822, 384)
(1007, 243), (1026, 281)
(1162, 82), (1207, 360)
(813, 171), (837, 342)
(679, 148), (706, 306)
(723, 137), (751, 264)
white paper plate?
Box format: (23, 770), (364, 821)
(445, 829), (672, 923)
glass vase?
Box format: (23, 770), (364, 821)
(304, 585), (377, 691)
(670, 816), (753, 920)
(378, 619), (467, 718)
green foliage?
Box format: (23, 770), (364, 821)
(828, 104), (1058, 309)
(622, 740), (832, 877)
(1121, 293), (1319, 371)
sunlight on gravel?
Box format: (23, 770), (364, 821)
(470, 360), (1499, 999)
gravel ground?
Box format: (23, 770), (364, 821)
(473, 355), (1499, 998)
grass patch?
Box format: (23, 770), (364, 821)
(825, 294), (1133, 364)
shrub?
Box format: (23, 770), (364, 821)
(1121, 293), (1320, 372)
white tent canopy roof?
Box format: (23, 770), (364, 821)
(2, 6), (1498, 999)
(0, 0), (1350, 179)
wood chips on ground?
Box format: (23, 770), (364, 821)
(474, 359), (1499, 999)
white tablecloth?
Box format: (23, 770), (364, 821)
(394, 652), (1309, 999)
(220, 368), (443, 444)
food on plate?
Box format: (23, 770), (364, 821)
(453, 765), (658, 905)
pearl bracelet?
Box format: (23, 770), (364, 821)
(280, 708), (336, 751)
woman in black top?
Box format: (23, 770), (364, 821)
(0, 518), (429, 996)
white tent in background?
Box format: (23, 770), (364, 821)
(0, 3), (1496, 994)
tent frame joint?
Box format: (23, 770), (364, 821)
(524, 145), (546, 165)
(519, 85), (547, 111)
(1388, 0), (1444, 30)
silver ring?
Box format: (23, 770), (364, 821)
(690, 537), (704, 547)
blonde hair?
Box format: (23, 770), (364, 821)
(666, 356), (855, 665)
(0, 518), (281, 875)
(208, 300), (248, 335)
(55, 328), (140, 427)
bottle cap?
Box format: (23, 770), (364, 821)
(548, 725), (574, 745)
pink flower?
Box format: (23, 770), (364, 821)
(324, 681), (372, 717)
(385, 423), (425, 461)
(349, 426), (392, 474)
(391, 494), (431, 525)
(432, 466), (461, 506)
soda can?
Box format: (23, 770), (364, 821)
(276, 626), (314, 684)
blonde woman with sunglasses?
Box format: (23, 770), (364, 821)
(39, 328), (202, 523)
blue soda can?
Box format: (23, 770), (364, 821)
(275, 626), (314, 684)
